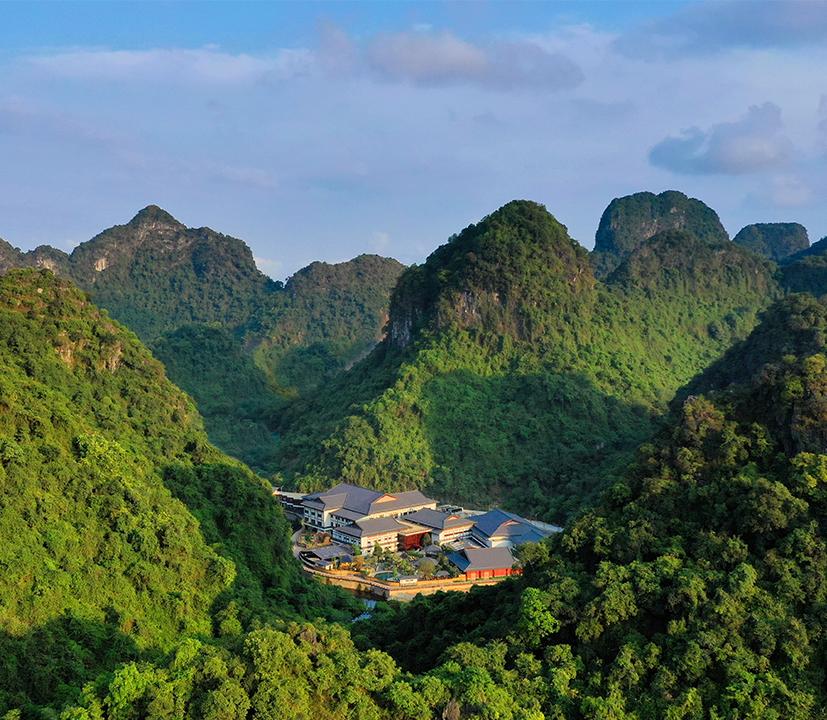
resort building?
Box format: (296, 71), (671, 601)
(405, 508), (475, 545)
(470, 509), (550, 548)
(278, 481), (557, 569)
(301, 482), (436, 531)
(448, 547), (521, 581)
(302, 544), (353, 570)
(331, 517), (430, 552)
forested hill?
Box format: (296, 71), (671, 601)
(0, 209), (404, 473)
(732, 222), (810, 262)
(0, 269), (355, 714)
(590, 190), (729, 278)
(780, 237), (827, 298)
(250, 254), (406, 397)
(274, 200), (777, 521)
(45, 287), (827, 720)
(354, 292), (827, 718)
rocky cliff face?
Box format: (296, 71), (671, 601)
(591, 190), (729, 277)
(0, 238), (23, 273)
(69, 205), (188, 283)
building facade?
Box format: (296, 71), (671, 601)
(332, 517), (428, 552)
(301, 483), (436, 531)
(405, 508), (475, 545)
(448, 547), (521, 581)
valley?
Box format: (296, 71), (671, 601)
(2, 190), (827, 718)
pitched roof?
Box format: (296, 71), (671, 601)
(335, 517), (408, 538)
(471, 509), (549, 544)
(307, 544), (353, 561)
(304, 483), (434, 517)
(405, 509), (474, 531)
(449, 547), (517, 572)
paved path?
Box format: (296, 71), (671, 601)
(291, 530), (304, 559)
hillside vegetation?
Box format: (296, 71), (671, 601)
(29, 290), (827, 720)
(0, 209), (404, 473)
(5, 196), (827, 719)
(590, 190), (729, 278)
(355, 293), (827, 718)
(0, 270), (354, 715)
(274, 201), (777, 521)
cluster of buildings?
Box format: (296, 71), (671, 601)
(276, 482), (557, 582)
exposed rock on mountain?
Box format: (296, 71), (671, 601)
(591, 190), (729, 277)
(275, 200), (776, 520)
(0, 208), (404, 473)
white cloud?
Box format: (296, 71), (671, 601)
(19, 28), (582, 94)
(3, 12), (827, 271)
(367, 31), (487, 85)
(649, 103), (792, 175)
(616, 0), (827, 58)
(364, 29), (583, 90)
(24, 47), (312, 85)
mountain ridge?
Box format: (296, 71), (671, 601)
(274, 200), (778, 520)
(0, 207), (405, 472)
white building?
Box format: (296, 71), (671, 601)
(404, 508), (475, 544)
(302, 482), (436, 531)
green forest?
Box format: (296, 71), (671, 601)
(0, 207), (403, 474)
(3, 192), (827, 719)
(274, 201), (777, 520)
(0, 270), (356, 716)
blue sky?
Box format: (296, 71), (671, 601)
(1, 0), (826, 276)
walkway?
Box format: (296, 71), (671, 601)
(296, 553), (512, 600)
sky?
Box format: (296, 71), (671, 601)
(1, 0), (826, 278)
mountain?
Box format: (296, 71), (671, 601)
(274, 201), (776, 521)
(8, 200), (827, 720)
(0, 238), (23, 273)
(779, 236), (827, 297)
(355, 293), (827, 718)
(0, 208), (404, 473)
(787, 234), (827, 263)
(64, 205), (276, 339)
(591, 190), (729, 278)
(252, 254), (406, 397)
(733, 222), (810, 262)
(0, 269), (354, 713)
(14, 275), (827, 720)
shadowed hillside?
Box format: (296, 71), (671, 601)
(0, 209), (404, 473)
(274, 201), (777, 521)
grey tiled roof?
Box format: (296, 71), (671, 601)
(307, 544), (353, 561)
(471, 509), (549, 544)
(335, 517), (408, 538)
(405, 508), (474, 531)
(449, 547), (517, 572)
(304, 483), (435, 517)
